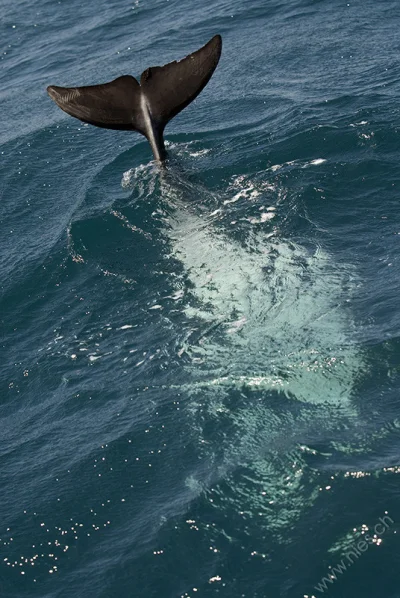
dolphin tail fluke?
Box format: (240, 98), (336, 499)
(47, 76), (145, 132)
(47, 35), (222, 162)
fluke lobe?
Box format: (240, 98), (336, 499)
(47, 35), (222, 163)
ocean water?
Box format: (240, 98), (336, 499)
(1, 0), (400, 596)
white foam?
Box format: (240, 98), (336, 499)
(269, 160), (297, 172)
(189, 149), (210, 157)
(303, 158), (327, 168)
(88, 355), (101, 362)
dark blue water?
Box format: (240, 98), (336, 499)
(2, 1), (400, 596)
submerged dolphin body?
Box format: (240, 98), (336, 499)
(47, 35), (222, 162)
(116, 164), (366, 534)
